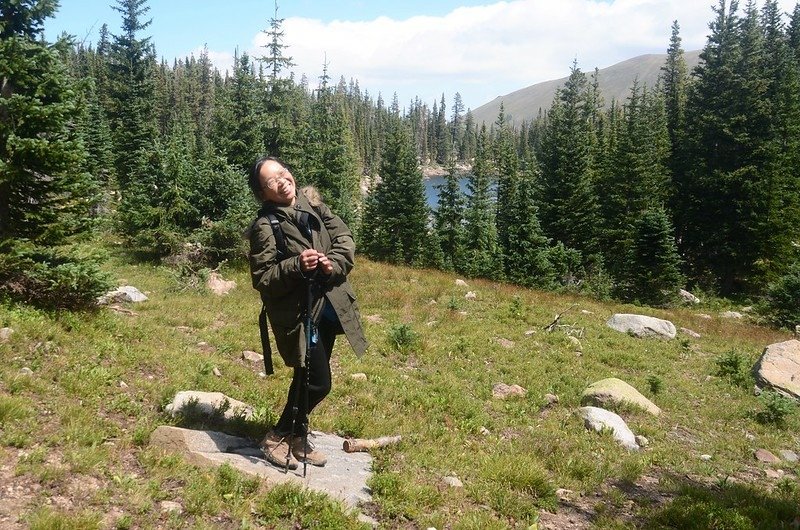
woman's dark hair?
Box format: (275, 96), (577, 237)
(248, 155), (289, 199)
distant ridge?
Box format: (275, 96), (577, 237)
(472, 50), (701, 126)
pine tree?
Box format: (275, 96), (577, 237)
(436, 93), (450, 164)
(462, 125), (503, 279)
(681, 0), (790, 293)
(360, 119), (430, 265)
(434, 157), (466, 271)
(107, 0), (156, 190)
(539, 62), (600, 259)
(260, 0), (295, 81)
(305, 65), (362, 228)
(492, 103), (522, 275)
(503, 157), (555, 288)
(451, 92), (465, 161)
(0, 0), (110, 307)
(622, 208), (684, 306)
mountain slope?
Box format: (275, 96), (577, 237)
(472, 50), (701, 126)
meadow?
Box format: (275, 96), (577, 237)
(1, 248), (798, 529)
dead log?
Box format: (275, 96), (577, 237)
(342, 435), (402, 453)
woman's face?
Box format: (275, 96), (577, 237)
(258, 160), (296, 205)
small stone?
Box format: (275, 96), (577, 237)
(545, 393), (559, 405)
(635, 435), (649, 447)
(426, 320), (438, 326)
(442, 476), (463, 488)
(212, 367), (222, 377)
(175, 326), (193, 333)
(753, 385), (762, 396)
(241, 350), (262, 363)
(745, 433), (755, 441)
(524, 329), (536, 336)
(741, 306), (754, 313)
(556, 488), (573, 499)
(455, 279), (468, 287)
(492, 383), (527, 399)
(18, 367), (33, 376)
(755, 448), (780, 463)
(160, 501), (183, 514)
(0, 327), (14, 343)
(351, 373), (368, 381)
(428, 300), (437, 305)
(765, 468), (785, 479)
(795, 324), (799, 339)
(495, 337), (515, 349)
(458, 311), (468, 316)
(680, 327), (701, 338)
(695, 313), (713, 320)
(568, 336), (582, 351)
(258, 372), (266, 378)
(479, 426), (490, 436)
(699, 454), (712, 461)
(206, 272), (236, 296)
(779, 450), (798, 463)
(580, 310), (594, 315)
(465, 291), (477, 300)
(119, 381), (128, 389)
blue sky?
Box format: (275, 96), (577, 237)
(44, 0), (797, 110)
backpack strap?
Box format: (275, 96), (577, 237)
(257, 208), (288, 376)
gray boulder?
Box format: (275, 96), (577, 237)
(578, 406), (639, 451)
(679, 289), (701, 304)
(0, 327), (13, 343)
(606, 314), (676, 340)
(753, 340), (800, 400)
(582, 378), (661, 416)
(98, 285), (148, 304)
(720, 311), (743, 319)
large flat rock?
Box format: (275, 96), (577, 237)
(754, 339), (800, 400)
(150, 426), (372, 508)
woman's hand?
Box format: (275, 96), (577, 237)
(300, 249), (320, 272)
(299, 249), (333, 275)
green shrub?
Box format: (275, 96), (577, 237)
(759, 263), (800, 329)
(0, 241), (112, 310)
(714, 350), (752, 388)
(756, 391), (796, 427)
(647, 375), (664, 395)
(387, 323), (418, 352)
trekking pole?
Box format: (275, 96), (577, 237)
(286, 268), (317, 476)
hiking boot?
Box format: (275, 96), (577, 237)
(291, 435), (327, 467)
(260, 431), (298, 470)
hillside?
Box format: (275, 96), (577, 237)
(472, 51), (702, 126)
(1, 251), (798, 528)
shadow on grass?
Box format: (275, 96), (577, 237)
(636, 473), (800, 530)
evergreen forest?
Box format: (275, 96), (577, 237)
(2, 0), (799, 327)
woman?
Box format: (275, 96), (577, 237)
(247, 155), (368, 470)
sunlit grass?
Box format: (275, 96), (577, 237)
(0, 248), (797, 527)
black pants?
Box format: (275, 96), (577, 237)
(273, 317), (338, 437)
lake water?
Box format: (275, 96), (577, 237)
(424, 174), (495, 209)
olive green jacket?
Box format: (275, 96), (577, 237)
(248, 193), (368, 368)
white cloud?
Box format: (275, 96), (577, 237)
(204, 0), (796, 110)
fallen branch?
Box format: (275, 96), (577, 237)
(343, 435), (402, 453)
(544, 304), (577, 332)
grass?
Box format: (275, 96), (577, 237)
(0, 246), (798, 528)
